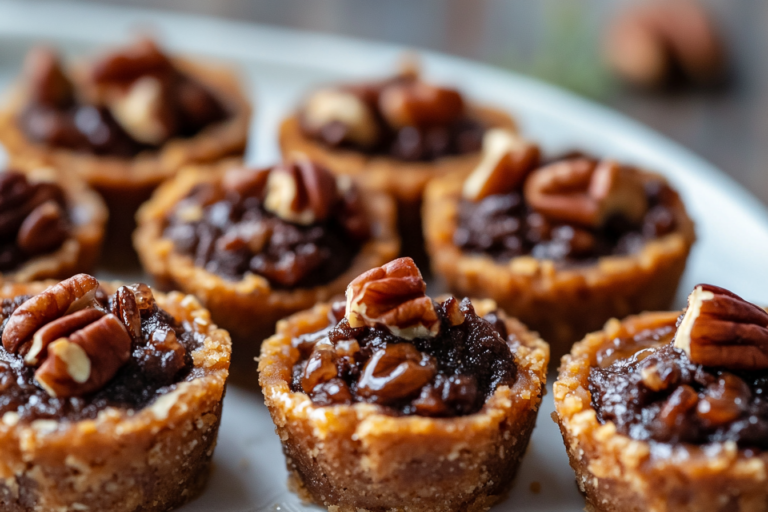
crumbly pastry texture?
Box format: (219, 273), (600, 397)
(259, 299), (549, 512)
(422, 168), (696, 357)
(0, 280), (231, 512)
(2, 166), (107, 283)
(134, 161), (400, 344)
(554, 313), (768, 512)
(279, 105), (516, 204)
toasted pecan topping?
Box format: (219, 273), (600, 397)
(302, 88), (379, 148)
(524, 158), (648, 228)
(378, 79), (464, 129)
(674, 284), (768, 370)
(462, 129), (539, 201)
(345, 257), (439, 340)
(264, 159), (339, 225)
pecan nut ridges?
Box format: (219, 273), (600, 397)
(345, 257), (439, 339)
(264, 158), (339, 225)
(378, 78), (464, 129)
(524, 158), (648, 227)
(462, 129), (540, 201)
(2, 273), (99, 354)
(674, 284), (768, 370)
(35, 313), (131, 397)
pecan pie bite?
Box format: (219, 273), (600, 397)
(0, 40), (250, 245)
(0, 166), (106, 282)
(555, 284), (768, 512)
(0, 274), (231, 511)
(134, 158), (399, 349)
(279, 66), (516, 259)
(259, 257), (549, 512)
(423, 133), (695, 355)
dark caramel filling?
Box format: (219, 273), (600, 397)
(589, 326), (768, 449)
(290, 298), (517, 417)
(17, 50), (228, 158)
(164, 181), (368, 289)
(0, 171), (70, 272)
(0, 291), (202, 423)
(455, 173), (678, 264)
(300, 77), (485, 162)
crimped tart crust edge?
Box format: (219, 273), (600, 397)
(258, 299), (549, 512)
(554, 313), (768, 512)
(0, 281), (231, 512)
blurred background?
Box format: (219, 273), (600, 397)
(20, 0), (767, 204)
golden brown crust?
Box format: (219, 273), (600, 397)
(278, 104), (517, 204)
(554, 313), (768, 512)
(1, 165), (107, 283)
(133, 160), (400, 346)
(0, 281), (231, 512)
(259, 299), (549, 512)
(0, 57), (251, 243)
(422, 169), (696, 358)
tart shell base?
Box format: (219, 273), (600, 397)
(259, 300), (549, 512)
(423, 171), (696, 358)
(0, 282), (231, 512)
(554, 314), (768, 512)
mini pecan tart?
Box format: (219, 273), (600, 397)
(424, 137), (695, 355)
(259, 257), (549, 512)
(0, 274), (230, 511)
(278, 66), (516, 259)
(554, 284), (768, 512)
(134, 158), (399, 349)
(0, 40), (250, 242)
(0, 166), (106, 282)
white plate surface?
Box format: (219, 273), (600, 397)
(1, 2), (768, 511)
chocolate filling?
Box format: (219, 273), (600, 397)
(0, 290), (203, 423)
(290, 298), (518, 417)
(164, 180), (368, 289)
(0, 171), (70, 272)
(455, 170), (678, 264)
(17, 50), (228, 158)
(300, 77), (485, 162)
(589, 325), (768, 449)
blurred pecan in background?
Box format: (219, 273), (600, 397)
(604, 0), (726, 88)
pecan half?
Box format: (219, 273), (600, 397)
(34, 313), (131, 398)
(378, 79), (464, 129)
(222, 167), (270, 199)
(23, 46), (74, 108)
(112, 286), (142, 340)
(524, 158), (648, 227)
(91, 38), (173, 84)
(24, 308), (105, 366)
(302, 87), (379, 148)
(462, 129), (540, 201)
(2, 274), (99, 355)
(109, 75), (175, 145)
(345, 257), (440, 339)
(674, 284), (768, 370)
(16, 200), (69, 255)
(264, 159), (339, 225)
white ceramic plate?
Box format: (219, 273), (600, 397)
(1, 2), (767, 511)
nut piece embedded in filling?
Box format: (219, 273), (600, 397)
(163, 160), (371, 288)
(299, 69), (486, 161)
(0, 274), (202, 421)
(290, 257), (518, 417)
(454, 151), (680, 263)
(589, 284), (768, 448)
(16, 39), (228, 158)
(0, 170), (71, 272)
